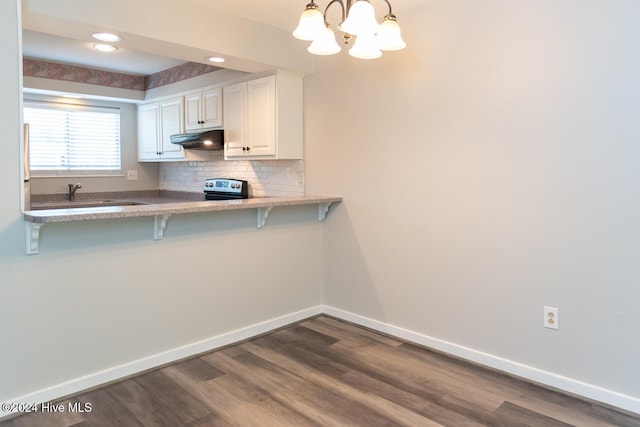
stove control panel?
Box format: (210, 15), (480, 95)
(203, 178), (249, 199)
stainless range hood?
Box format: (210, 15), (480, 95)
(170, 129), (224, 150)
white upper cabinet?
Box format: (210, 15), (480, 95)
(223, 71), (303, 160)
(222, 81), (247, 157)
(246, 76), (276, 156)
(158, 97), (185, 159)
(138, 102), (160, 161)
(138, 96), (210, 162)
(184, 87), (223, 131)
(137, 70), (302, 162)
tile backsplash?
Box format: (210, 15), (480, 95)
(159, 152), (304, 197)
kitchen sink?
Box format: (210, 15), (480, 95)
(31, 200), (150, 210)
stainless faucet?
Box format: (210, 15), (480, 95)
(68, 183), (82, 201)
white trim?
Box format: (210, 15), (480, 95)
(2, 304), (639, 420)
(0, 306), (322, 419)
(322, 305), (640, 416)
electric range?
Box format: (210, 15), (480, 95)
(203, 178), (249, 200)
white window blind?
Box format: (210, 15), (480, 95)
(24, 102), (121, 174)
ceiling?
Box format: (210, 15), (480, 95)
(22, 30), (185, 75)
(22, 0), (428, 76)
(193, 0), (429, 31)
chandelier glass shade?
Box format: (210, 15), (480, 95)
(338, 0), (378, 36)
(348, 31), (381, 59)
(293, 0), (406, 59)
(308, 25), (342, 55)
(292, 4), (325, 41)
(377, 15), (406, 50)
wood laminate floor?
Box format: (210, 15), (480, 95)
(2, 315), (639, 426)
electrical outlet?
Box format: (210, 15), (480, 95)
(544, 306), (559, 330)
(127, 170), (138, 180)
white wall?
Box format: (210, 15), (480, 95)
(305, 0), (640, 408)
(0, 0), (324, 408)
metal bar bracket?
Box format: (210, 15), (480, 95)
(26, 222), (44, 255)
(257, 207), (273, 228)
(154, 215), (171, 240)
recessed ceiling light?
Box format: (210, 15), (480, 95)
(92, 32), (121, 43)
(93, 43), (118, 53)
(207, 56), (225, 63)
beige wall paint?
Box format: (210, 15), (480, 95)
(305, 0), (640, 399)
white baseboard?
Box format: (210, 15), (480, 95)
(322, 305), (640, 416)
(3, 304), (639, 420)
(0, 306), (322, 419)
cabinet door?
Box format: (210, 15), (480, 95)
(202, 87), (223, 128)
(184, 91), (203, 131)
(223, 82), (247, 157)
(159, 97), (184, 158)
(247, 76), (276, 156)
(138, 103), (160, 161)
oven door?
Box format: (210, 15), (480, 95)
(205, 192), (248, 200)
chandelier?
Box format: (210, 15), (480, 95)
(293, 0), (406, 59)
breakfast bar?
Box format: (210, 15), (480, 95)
(23, 195), (342, 255)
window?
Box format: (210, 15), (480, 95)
(24, 101), (121, 175)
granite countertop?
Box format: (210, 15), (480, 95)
(23, 191), (342, 255)
(25, 193), (342, 224)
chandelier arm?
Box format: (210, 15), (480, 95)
(304, 0), (317, 9)
(324, 0), (346, 23)
(382, 0), (394, 18)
